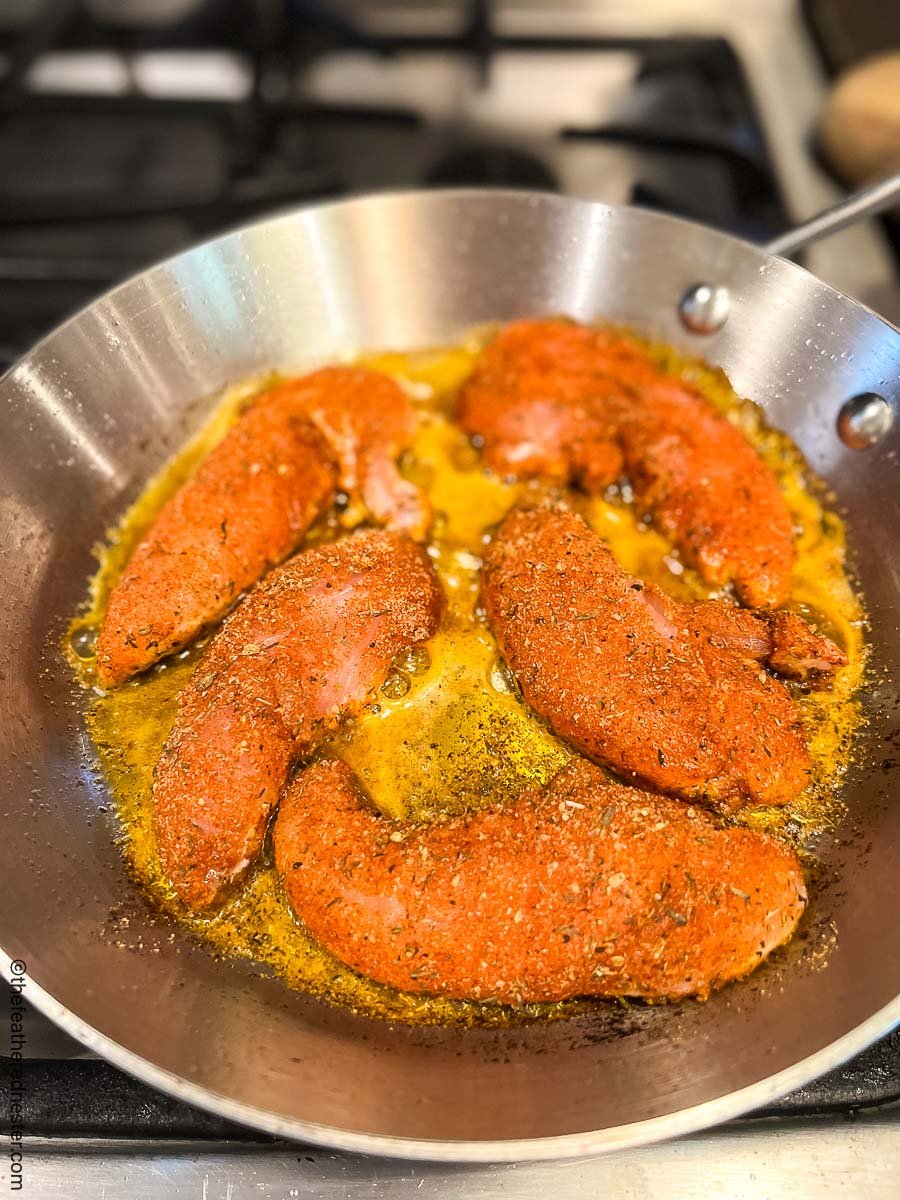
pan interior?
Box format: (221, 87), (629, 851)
(1, 191), (899, 1156)
(71, 325), (864, 1028)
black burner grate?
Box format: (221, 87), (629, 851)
(0, 3), (792, 357)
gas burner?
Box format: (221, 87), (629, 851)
(426, 143), (558, 190)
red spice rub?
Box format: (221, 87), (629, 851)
(274, 758), (806, 1003)
(259, 366), (430, 539)
(97, 366), (427, 687)
(96, 404), (335, 687)
(459, 318), (795, 608)
(153, 530), (443, 910)
(483, 505), (844, 809)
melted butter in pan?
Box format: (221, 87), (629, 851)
(68, 327), (866, 1026)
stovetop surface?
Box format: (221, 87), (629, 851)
(1, 1), (899, 1189)
(0, 3), (795, 357)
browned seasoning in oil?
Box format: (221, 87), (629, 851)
(67, 326), (866, 1027)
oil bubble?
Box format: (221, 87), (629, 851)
(381, 670), (411, 700)
(393, 646), (431, 676)
(488, 657), (517, 694)
(70, 626), (97, 659)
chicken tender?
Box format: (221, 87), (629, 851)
(153, 530), (443, 909)
(275, 758), (806, 1003)
(483, 505), (844, 808)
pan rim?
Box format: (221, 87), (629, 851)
(3, 188), (899, 1161)
(0, 188), (897, 400)
(4, 953), (899, 1160)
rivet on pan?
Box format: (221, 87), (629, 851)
(678, 283), (731, 334)
(836, 393), (894, 449)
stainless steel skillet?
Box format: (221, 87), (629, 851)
(1, 182), (899, 1162)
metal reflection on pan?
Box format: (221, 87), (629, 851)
(0, 190), (898, 1161)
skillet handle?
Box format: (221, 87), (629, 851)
(764, 170), (900, 258)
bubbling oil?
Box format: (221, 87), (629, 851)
(68, 325), (866, 1026)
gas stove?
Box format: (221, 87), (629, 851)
(2, 1), (899, 1196)
(0, 0), (897, 362)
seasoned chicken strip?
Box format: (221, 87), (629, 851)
(459, 318), (795, 608)
(483, 505), (845, 809)
(96, 404), (336, 687)
(97, 367), (427, 686)
(275, 758), (806, 1003)
(259, 366), (430, 539)
(153, 531), (443, 909)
